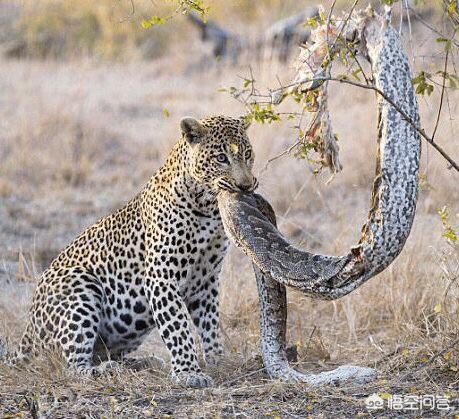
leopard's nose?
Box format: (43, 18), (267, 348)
(237, 178), (257, 192)
(238, 183), (252, 192)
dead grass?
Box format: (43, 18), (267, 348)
(2, 0), (178, 60)
(0, 3), (459, 417)
(0, 0), (324, 62)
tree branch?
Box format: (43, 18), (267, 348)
(306, 77), (459, 173)
(431, 48), (449, 142)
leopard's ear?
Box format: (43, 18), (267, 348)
(239, 115), (252, 131)
(180, 117), (207, 145)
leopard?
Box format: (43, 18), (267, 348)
(1, 115), (257, 388)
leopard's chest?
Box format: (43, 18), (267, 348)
(151, 197), (222, 241)
(148, 202), (224, 259)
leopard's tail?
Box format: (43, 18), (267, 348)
(0, 337), (8, 360)
(1, 327), (35, 366)
(0, 339), (23, 367)
(0, 337), (20, 365)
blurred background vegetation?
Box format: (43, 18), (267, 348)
(0, 0), (438, 60)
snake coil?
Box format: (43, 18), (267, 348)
(218, 11), (420, 384)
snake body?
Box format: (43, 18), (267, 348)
(218, 14), (420, 383)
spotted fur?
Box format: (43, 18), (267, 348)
(4, 115), (256, 388)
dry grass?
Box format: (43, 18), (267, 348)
(1, 1), (459, 417)
(0, 0), (324, 61)
(2, 0), (177, 60)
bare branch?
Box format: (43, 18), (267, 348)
(318, 76), (459, 173)
(407, 5), (459, 48)
(431, 48), (449, 141)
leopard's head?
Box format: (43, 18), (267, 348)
(181, 115), (258, 193)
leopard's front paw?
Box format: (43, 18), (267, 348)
(171, 370), (214, 388)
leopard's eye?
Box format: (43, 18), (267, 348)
(244, 149), (252, 160)
(216, 153), (229, 164)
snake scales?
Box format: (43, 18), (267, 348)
(218, 11), (421, 384)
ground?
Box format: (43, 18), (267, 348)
(0, 2), (458, 417)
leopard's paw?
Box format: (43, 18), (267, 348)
(171, 370), (214, 388)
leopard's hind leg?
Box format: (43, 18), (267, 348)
(32, 268), (114, 375)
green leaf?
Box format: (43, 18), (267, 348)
(141, 15), (168, 29)
(447, 74), (458, 89)
(351, 68), (362, 81)
(436, 37), (453, 52)
(247, 103), (281, 124)
(304, 12), (325, 28)
(413, 71), (434, 96)
(443, 228), (458, 242)
(304, 16), (318, 28)
(141, 20), (152, 29)
(438, 206), (449, 223)
(447, 0), (458, 16)
(436, 71), (459, 90)
(437, 206), (458, 243)
(162, 108), (170, 118)
(318, 8), (327, 22)
(150, 16), (167, 25)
